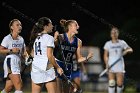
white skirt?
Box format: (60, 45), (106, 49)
(31, 66), (56, 84)
(108, 57), (125, 73)
(3, 55), (21, 78)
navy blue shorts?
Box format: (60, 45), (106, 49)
(56, 60), (72, 80)
(71, 70), (81, 80)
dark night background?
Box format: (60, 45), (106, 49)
(0, 0), (140, 89)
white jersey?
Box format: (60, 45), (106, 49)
(32, 34), (55, 72)
(104, 39), (130, 73)
(1, 34), (25, 78)
(31, 33), (55, 83)
(1, 34), (25, 57)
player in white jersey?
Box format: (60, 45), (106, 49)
(103, 27), (133, 93)
(0, 19), (28, 93)
(29, 17), (63, 93)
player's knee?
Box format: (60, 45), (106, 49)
(109, 79), (115, 87)
(14, 90), (23, 93)
(117, 85), (123, 88)
(117, 82), (123, 87)
(7, 86), (13, 92)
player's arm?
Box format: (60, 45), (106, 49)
(47, 47), (63, 75)
(122, 40), (133, 56)
(0, 46), (11, 54)
(0, 46), (20, 54)
(54, 32), (63, 46)
(104, 49), (109, 68)
(76, 39), (93, 63)
(123, 47), (133, 56)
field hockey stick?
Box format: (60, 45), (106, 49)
(99, 57), (122, 77)
(62, 73), (83, 93)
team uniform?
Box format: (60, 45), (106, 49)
(71, 60), (81, 80)
(31, 34), (56, 84)
(104, 39), (130, 73)
(55, 33), (78, 79)
(1, 34), (25, 78)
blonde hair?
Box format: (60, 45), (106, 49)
(60, 19), (77, 32)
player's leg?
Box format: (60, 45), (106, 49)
(71, 70), (82, 93)
(73, 77), (80, 90)
(108, 72), (116, 93)
(1, 57), (14, 93)
(45, 79), (57, 93)
(8, 74), (23, 93)
(56, 77), (63, 93)
(2, 56), (22, 93)
(8, 56), (23, 93)
(116, 72), (124, 93)
(55, 60), (64, 93)
(1, 79), (13, 93)
(31, 80), (42, 93)
(63, 63), (73, 93)
(63, 80), (71, 93)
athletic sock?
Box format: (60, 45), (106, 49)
(14, 90), (23, 93)
(117, 86), (123, 93)
(1, 89), (6, 93)
(108, 86), (115, 93)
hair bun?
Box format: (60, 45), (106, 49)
(60, 19), (67, 27)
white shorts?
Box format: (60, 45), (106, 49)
(3, 55), (21, 78)
(31, 66), (56, 84)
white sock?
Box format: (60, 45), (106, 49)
(1, 89), (7, 93)
(117, 86), (123, 93)
(108, 86), (115, 93)
(14, 90), (23, 93)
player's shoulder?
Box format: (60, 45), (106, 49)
(43, 34), (54, 40)
(18, 35), (24, 40)
(3, 34), (12, 40)
(105, 40), (112, 45)
(118, 39), (126, 43)
(77, 38), (82, 43)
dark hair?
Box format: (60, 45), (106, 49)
(110, 26), (119, 34)
(9, 19), (20, 32)
(60, 19), (76, 32)
(29, 17), (51, 52)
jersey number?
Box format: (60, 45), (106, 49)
(65, 53), (72, 62)
(35, 42), (42, 55)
